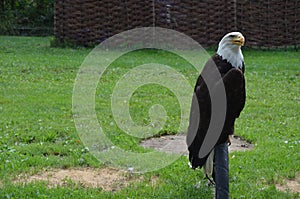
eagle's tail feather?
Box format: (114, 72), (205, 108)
(203, 149), (214, 176)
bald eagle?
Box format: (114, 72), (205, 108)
(186, 32), (246, 172)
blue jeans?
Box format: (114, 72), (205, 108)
(214, 142), (229, 199)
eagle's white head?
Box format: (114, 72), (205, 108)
(217, 32), (245, 69)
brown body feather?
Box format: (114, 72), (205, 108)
(187, 54), (246, 169)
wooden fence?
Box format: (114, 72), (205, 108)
(54, 0), (299, 48)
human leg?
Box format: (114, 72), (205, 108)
(214, 142), (229, 199)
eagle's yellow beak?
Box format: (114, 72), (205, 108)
(232, 35), (245, 46)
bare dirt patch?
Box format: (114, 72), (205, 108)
(13, 167), (142, 191)
(276, 174), (300, 194)
(3, 135), (254, 192)
(140, 134), (254, 155)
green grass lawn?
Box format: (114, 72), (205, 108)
(0, 36), (299, 198)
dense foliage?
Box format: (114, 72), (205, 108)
(0, 0), (53, 35)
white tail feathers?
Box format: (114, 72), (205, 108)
(203, 149), (214, 176)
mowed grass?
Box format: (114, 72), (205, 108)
(0, 36), (299, 198)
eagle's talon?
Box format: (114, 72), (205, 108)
(228, 136), (232, 146)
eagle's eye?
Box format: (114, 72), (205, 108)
(229, 34), (236, 38)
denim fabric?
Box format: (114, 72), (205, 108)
(214, 142), (229, 199)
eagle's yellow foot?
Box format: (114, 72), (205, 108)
(228, 136), (232, 146)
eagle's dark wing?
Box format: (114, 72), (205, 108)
(186, 57), (216, 169)
(223, 68), (246, 119)
(215, 67), (246, 143)
(187, 55), (246, 169)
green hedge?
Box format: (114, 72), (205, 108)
(0, 0), (53, 36)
